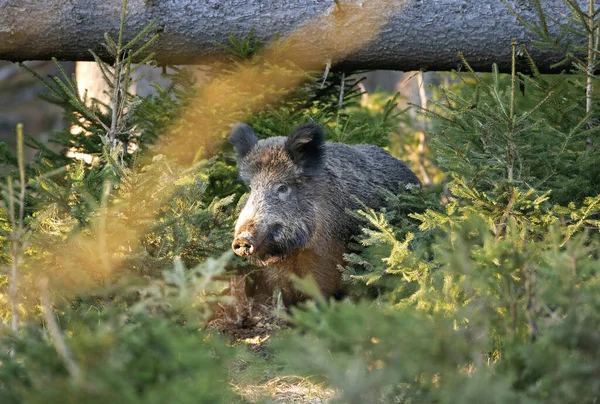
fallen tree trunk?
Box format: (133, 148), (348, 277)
(0, 0), (580, 72)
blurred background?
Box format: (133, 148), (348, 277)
(0, 61), (439, 160)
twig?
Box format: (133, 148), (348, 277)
(506, 40), (517, 182)
(98, 180), (113, 276)
(39, 277), (83, 383)
(338, 72), (345, 109)
(497, 188), (516, 239)
(8, 124), (26, 341)
(7, 175), (18, 335)
(417, 71), (429, 130)
(416, 71), (432, 185)
(585, 0), (596, 117)
(525, 262), (539, 342)
(108, 0), (129, 141)
(321, 59), (331, 89)
(17, 124), (25, 248)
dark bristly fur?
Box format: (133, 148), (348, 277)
(284, 123), (325, 176)
(229, 123), (258, 160)
(229, 123), (420, 305)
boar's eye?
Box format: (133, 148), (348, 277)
(276, 184), (290, 198)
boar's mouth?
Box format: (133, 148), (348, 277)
(245, 244), (292, 266)
(242, 223), (312, 266)
(246, 253), (287, 266)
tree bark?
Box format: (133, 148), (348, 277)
(0, 0), (581, 73)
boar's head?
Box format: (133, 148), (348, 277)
(229, 123), (325, 265)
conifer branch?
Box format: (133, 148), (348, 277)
(520, 44), (543, 77)
(501, 0), (539, 37)
(534, 0), (551, 38)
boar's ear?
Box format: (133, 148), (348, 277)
(284, 123), (325, 176)
(229, 123), (258, 160)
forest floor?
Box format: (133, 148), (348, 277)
(209, 302), (336, 403)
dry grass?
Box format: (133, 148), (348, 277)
(234, 375), (336, 403)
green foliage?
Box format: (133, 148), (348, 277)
(278, 221), (600, 403)
(341, 186), (436, 304)
(273, 3), (600, 403)
(0, 4), (410, 400)
(0, 247), (237, 402)
(277, 300), (505, 404)
(2, 1), (600, 402)
(0, 314), (237, 404)
(427, 63), (600, 205)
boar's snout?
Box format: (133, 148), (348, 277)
(232, 231), (255, 256)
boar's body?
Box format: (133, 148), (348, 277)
(230, 123), (419, 305)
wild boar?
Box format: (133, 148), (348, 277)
(229, 122), (420, 305)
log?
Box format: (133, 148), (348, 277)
(0, 0), (581, 72)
